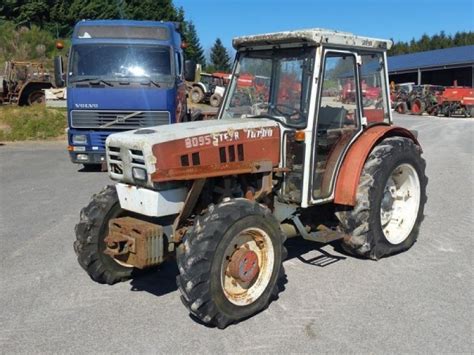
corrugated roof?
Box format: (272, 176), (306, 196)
(388, 45), (474, 72)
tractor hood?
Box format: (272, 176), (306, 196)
(106, 118), (281, 186)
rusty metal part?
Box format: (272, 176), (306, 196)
(333, 125), (420, 206)
(245, 172), (273, 202)
(104, 217), (164, 269)
(172, 178), (206, 243)
(151, 127), (280, 182)
(289, 215), (349, 243)
(228, 248), (260, 283)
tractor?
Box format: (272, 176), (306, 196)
(0, 61), (54, 105)
(75, 29), (428, 328)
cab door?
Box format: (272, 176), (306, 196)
(309, 50), (363, 203)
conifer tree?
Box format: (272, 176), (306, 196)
(210, 38), (231, 72)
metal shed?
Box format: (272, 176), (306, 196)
(388, 45), (474, 86)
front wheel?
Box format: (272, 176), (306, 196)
(74, 185), (144, 284)
(336, 137), (428, 259)
(176, 199), (286, 328)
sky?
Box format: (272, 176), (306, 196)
(174, 0), (474, 55)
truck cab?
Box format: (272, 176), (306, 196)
(66, 20), (187, 166)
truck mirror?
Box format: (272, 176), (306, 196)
(184, 60), (197, 82)
(54, 56), (65, 88)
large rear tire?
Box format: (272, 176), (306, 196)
(27, 90), (45, 105)
(336, 137), (428, 259)
(176, 199), (286, 328)
(395, 102), (408, 114)
(74, 185), (143, 284)
(410, 98), (425, 115)
(209, 93), (222, 108)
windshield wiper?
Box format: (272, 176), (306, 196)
(116, 75), (161, 88)
(71, 77), (113, 87)
(139, 78), (161, 88)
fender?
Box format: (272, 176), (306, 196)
(333, 124), (420, 206)
(192, 82), (208, 94)
(18, 81), (52, 105)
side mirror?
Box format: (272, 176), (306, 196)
(53, 56), (65, 88)
(184, 60), (197, 82)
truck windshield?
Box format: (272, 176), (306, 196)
(69, 44), (173, 84)
(222, 47), (315, 128)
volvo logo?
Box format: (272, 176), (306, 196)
(75, 103), (99, 109)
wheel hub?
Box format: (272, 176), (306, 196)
(228, 248), (260, 283)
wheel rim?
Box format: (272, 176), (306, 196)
(380, 163), (421, 244)
(221, 227), (274, 306)
(412, 100), (421, 113)
(191, 91), (200, 102)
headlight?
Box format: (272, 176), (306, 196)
(132, 167), (147, 182)
(72, 134), (87, 145)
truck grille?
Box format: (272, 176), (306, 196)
(71, 110), (170, 129)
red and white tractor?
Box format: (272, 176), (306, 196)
(74, 29), (428, 328)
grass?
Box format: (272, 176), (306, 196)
(0, 105), (67, 141)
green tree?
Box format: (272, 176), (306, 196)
(180, 19), (205, 66)
(210, 38), (231, 72)
(389, 31), (474, 56)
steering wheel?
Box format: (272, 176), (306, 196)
(273, 103), (305, 124)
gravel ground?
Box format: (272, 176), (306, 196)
(0, 113), (472, 353)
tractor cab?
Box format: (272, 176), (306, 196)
(220, 29), (392, 206)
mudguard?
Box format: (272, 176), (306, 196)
(333, 124), (420, 206)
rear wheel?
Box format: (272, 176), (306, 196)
(209, 93), (222, 107)
(395, 102), (408, 114)
(336, 137), (428, 259)
(176, 199), (286, 328)
(190, 86), (204, 104)
(410, 98), (425, 115)
(27, 90), (45, 105)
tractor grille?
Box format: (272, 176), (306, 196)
(71, 110), (170, 129)
(107, 146), (146, 180)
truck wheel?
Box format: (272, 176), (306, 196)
(336, 137), (428, 260)
(74, 185), (143, 284)
(209, 93), (222, 108)
(176, 199), (286, 328)
(190, 86), (204, 104)
(410, 99), (425, 115)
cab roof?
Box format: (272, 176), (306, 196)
(233, 28), (392, 51)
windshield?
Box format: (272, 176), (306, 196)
(222, 47), (315, 127)
(68, 44), (173, 84)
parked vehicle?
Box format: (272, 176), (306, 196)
(409, 85), (444, 115)
(189, 72), (227, 107)
(75, 28), (428, 328)
(62, 20), (193, 167)
(0, 61), (55, 105)
(437, 87), (474, 117)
